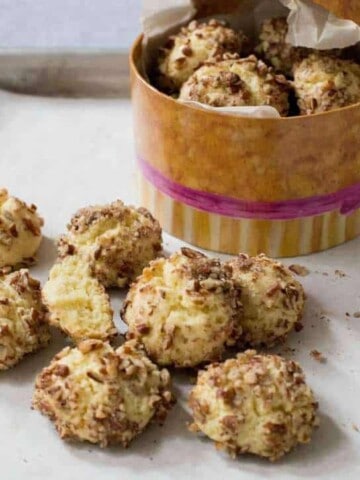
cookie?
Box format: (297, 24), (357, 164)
(42, 255), (116, 343)
(255, 17), (310, 77)
(179, 54), (290, 116)
(122, 248), (242, 367)
(227, 254), (305, 347)
(0, 269), (50, 370)
(157, 19), (248, 92)
(189, 350), (319, 461)
(294, 54), (360, 114)
(0, 189), (43, 269)
(33, 339), (174, 447)
(58, 201), (162, 288)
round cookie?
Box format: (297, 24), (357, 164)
(33, 339), (174, 447)
(293, 54), (360, 114)
(227, 254), (305, 347)
(179, 54), (290, 116)
(58, 201), (162, 288)
(122, 248), (243, 368)
(0, 269), (50, 370)
(157, 19), (249, 92)
(42, 254), (116, 343)
(189, 350), (319, 461)
(255, 17), (310, 77)
(0, 189), (43, 269)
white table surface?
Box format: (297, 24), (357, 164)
(0, 90), (359, 480)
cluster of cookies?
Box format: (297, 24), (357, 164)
(0, 191), (319, 461)
(123, 249), (306, 365)
(122, 248), (318, 461)
(155, 17), (360, 116)
(0, 194), (174, 447)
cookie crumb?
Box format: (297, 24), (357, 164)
(334, 269), (346, 278)
(288, 264), (310, 277)
(310, 350), (327, 363)
(281, 346), (296, 356)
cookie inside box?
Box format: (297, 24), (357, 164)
(143, 0), (360, 118)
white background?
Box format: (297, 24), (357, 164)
(0, 0), (141, 49)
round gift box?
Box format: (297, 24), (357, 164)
(130, 31), (360, 257)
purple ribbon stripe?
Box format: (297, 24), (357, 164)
(139, 158), (360, 221)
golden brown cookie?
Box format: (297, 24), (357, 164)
(33, 339), (174, 447)
(157, 19), (249, 92)
(179, 54), (290, 116)
(189, 350), (319, 461)
(122, 248), (242, 367)
(42, 254), (116, 343)
(294, 54), (360, 114)
(58, 201), (162, 288)
(255, 17), (311, 77)
(227, 254), (305, 347)
(0, 269), (50, 370)
(0, 189), (43, 269)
